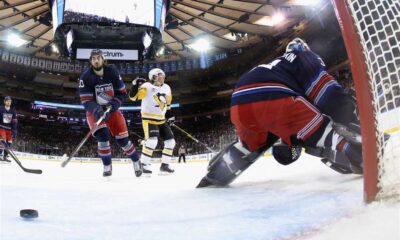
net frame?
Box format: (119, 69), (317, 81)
(331, 0), (400, 202)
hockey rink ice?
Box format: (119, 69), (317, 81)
(1, 154), (399, 240)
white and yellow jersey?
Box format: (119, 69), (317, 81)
(129, 82), (172, 123)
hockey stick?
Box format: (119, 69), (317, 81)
(169, 123), (215, 152)
(0, 141), (42, 174)
(129, 131), (144, 141)
(61, 106), (112, 168)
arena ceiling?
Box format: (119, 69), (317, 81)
(0, 0), (322, 60)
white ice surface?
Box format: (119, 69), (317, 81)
(1, 155), (399, 240)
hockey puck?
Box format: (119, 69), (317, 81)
(20, 209), (38, 219)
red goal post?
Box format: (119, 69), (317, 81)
(331, 0), (400, 202)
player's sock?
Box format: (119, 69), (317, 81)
(98, 140), (112, 176)
(117, 137), (142, 177)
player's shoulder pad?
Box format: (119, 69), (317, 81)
(80, 67), (92, 80)
(298, 50), (326, 67)
(105, 64), (120, 75)
(165, 83), (172, 92)
(141, 82), (152, 88)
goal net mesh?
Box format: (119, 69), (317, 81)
(346, 0), (400, 200)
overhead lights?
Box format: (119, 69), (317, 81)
(294, 0), (321, 6)
(189, 38), (211, 52)
(271, 13), (285, 26)
(157, 47), (165, 56)
(52, 44), (59, 53)
(7, 33), (27, 47)
(223, 33), (237, 41)
(142, 32), (152, 49)
(254, 13), (285, 26)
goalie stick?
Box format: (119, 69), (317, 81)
(0, 141), (42, 174)
(61, 106), (111, 168)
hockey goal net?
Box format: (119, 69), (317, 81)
(332, 0), (400, 202)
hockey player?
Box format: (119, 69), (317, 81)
(128, 68), (175, 174)
(272, 38), (361, 173)
(79, 49), (142, 177)
(197, 38), (363, 187)
(0, 96), (17, 163)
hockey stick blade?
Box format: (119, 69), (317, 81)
(1, 142), (42, 174)
(10, 152), (42, 174)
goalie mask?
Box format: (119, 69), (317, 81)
(286, 38), (310, 53)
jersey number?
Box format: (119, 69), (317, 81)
(259, 59), (281, 70)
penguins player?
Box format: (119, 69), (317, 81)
(128, 68), (176, 174)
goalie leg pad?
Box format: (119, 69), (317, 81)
(332, 123), (362, 146)
(197, 141), (266, 188)
(321, 158), (353, 174)
(305, 146), (363, 174)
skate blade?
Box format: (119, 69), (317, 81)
(158, 171), (173, 176)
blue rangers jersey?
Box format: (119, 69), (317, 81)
(0, 106), (17, 131)
(232, 50), (356, 124)
(79, 65), (127, 113)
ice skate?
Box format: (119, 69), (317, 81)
(103, 164), (112, 177)
(133, 160), (143, 177)
(159, 163), (174, 175)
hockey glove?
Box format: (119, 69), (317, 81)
(132, 77), (147, 87)
(12, 130), (17, 139)
(129, 77), (147, 100)
(272, 143), (302, 165)
(108, 98), (122, 112)
(92, 106), (109, 122)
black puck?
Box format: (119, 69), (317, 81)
(20, 209), (38, 219)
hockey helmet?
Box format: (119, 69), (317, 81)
(285, 38), (310, 53)
(4, 96), (12, 102)
(89, 49), (104, 61)
(148, 68), (165, 81)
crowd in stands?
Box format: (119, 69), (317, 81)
(64, 11), (116, 24)
(13, 114), (236, 158)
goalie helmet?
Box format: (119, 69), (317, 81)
(285, 38), (310, 53)
(148, 68), (165, 81)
